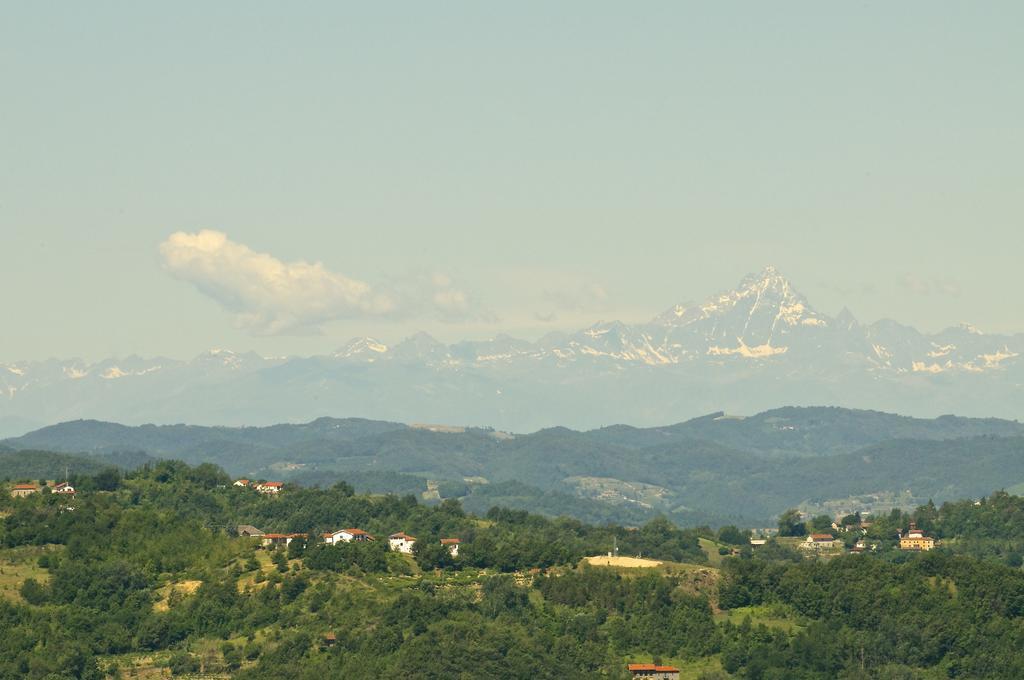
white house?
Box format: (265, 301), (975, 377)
(324, 528), (375, 545)
(53, 482), (76, 495)
(801, 534), (839, 550)
(233, 479), (251, 488)
(440, 538), (461, 557)
(262, 533), (304, 547)
(389, 532), (417, 554)
(256, 481), (284, 494)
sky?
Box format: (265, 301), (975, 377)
(2, 3), (1022, 362)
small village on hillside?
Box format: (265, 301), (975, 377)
(7, 479), (941, 557)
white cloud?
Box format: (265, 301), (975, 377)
(543, 281), (610, 313)
(160, 230), (485, 334)
(901, 275), (962, 297)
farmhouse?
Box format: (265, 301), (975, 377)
(627, 663), (681, 679)
(237, 525), (265, 538)
(389, 532), (417, 554)
(53, 482), (76, 495)
(900, 523), (935, 551)
(256, 481), (284, 494)
(801, 534), (839, 550)
(233, 479), (250, 487)
(262, 533), (305, 547)
(10, 484), (38, 498)
(325, 528), (375, 545)
(850, 539), (875, 553)
(440, 538), (461, 557)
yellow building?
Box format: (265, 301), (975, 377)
(899, 523), (935, 551)
(10, 484), (38, 498)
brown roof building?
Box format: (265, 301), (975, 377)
(628, 663), (681, 679)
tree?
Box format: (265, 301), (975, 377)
(93, 467), (121, 492)
(841, 512), (862, 526)
(287, 536), (307, 560)
(20, 578), (48, 605)
(717, 525), (750, 546)
(810, 515), (834, 534)
(777, 509), (806, 537)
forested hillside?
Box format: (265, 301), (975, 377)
(3, 463), (1024, 677)
(5, 409), (1024, 526)
(0, 449), (156, 481)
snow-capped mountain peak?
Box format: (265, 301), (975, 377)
(1, 268), (1021, 433)
(334, 337), (390, 359)
(651, 266), (828, 355)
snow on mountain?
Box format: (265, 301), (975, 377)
(334, 337), (390, 360)
(2, 268), (1022, 430)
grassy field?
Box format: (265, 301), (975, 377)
(153, 579), (203, 612)
(0, 545), (54, 603)
(715, 603), (804, 632)
(584, 555), (663, 568)
(699, 538), (732, 567)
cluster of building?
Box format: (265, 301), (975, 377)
(233, 479), (284, 494)
(236, 524), (460, 556)
(787, 515), (935, 553)
(9, 481), (76, 498)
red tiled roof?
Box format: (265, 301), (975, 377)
(440, 538), (461, 544)
(344, 528), (369, 535)
(336, 528), (375, 540)
(261, 481), (283, 487)
(809, 533), (835, 540)
(626, 664), (679, 673)
(390, 532), (416, 540)
(12, 484), (37, 490)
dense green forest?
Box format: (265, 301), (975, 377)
(0, 450), (156, 482)
(4, 462), (1024, 678)
(6, 408), (1024, 527)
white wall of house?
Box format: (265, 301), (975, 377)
(389, 537), (415, 553)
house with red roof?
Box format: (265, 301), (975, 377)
(900, 522), (936, 551)
(53, 482), (76, 495)
(801, 533), (839, 550)
(389, 532), (417, 554)
(325, 528), (375, 545)
(440, 537), (461, 557)
(256, 481), (284, 494)
(10, 483), (38, 498)
(627, 663), (681, 679)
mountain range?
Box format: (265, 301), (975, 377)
(2, 267), (1022, 435)
(5, 407), (1024, 526)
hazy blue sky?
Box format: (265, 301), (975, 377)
(3, 3), (1022, 362)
